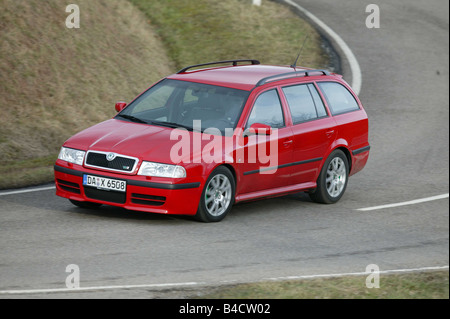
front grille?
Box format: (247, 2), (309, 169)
(85, 151), (137, 173)
(84, 186), (126, 204)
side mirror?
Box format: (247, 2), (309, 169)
(244, 123), (272, 136)
(115, 101), (127, 112)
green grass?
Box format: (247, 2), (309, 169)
(129, 0), (327, 70)
(0, 0), (174, 189)
(196, 271), (449, 299)
(0, 155), (58, 189)
(0, 0), (327, 189)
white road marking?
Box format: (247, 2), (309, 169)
(0, 266), (447, 295)
(0, 185), (55, 196)
(282, 0), (362, 95)
(0, 281), (203, 295)
(356, 193), (449, 212)
(265, 265), (449, 281)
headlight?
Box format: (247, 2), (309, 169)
(58, 147), (86, 165)
(138, 161), (186, 178)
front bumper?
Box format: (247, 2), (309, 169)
(54, 161), (203, 216)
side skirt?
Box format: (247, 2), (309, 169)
(235, 182), (316, 203)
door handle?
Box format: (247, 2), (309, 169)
(283, 139), (293, 147)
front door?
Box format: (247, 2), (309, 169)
(236, 88), (294, 195)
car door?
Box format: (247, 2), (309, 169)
(280, 82), (337, 185)
(236, 88), (294, 195)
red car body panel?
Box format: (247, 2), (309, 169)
(54, 64), (370, 216)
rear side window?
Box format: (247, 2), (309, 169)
(246, 89), (284, 128)
(318, 82), (360, 115)
(282, 84), (327, 124)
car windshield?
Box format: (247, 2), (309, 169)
(116, 79), (249, 135)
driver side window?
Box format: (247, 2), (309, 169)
(246, 89), (284, 129)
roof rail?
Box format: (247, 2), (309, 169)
(177, 59), (260, 74)
(255, 69), (330, 87)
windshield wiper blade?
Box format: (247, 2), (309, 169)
(116, 114), (148, 124)
(151, 121), (194, 131)
(116, 115), (194, 131)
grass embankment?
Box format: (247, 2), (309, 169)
(198, 270), (449, 299)
(0, 0), (174, 188)
(0, 0), (327, 189)
(129, 0), (326, 70)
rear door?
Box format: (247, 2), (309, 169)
(280, 82), (337, 185)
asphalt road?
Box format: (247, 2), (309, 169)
(0, 0), (448, 298)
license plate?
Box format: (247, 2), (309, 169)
(83, 175), (126, 192)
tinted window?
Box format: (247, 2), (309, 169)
(309, 84), (328, 117)
(119, 79), (248, 134)
(246, 89), (284, 128)
(318, 82), (360, 115)
(282, 84), (327, 124)
(132, 84), (175, 113)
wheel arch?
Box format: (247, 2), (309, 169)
(221, 163), (237, 186)
(336, 146), (352, 172)
(326, 138), (352, 172)
(204, 162), (238, 186)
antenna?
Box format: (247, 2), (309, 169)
(290, 34), (310, 69)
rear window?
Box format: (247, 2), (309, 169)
(318, 82), (360, 115)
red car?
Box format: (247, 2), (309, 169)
(54, 60), (370, 222)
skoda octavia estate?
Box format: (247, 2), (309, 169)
(54, 60), (370, 222)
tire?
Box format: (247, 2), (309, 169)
(195, 166), (235, 222)
(309, 149), (349, 204)
(69, 199), (102, 209)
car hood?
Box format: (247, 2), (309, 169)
(63, 119), (230, 165)
(64, 119), (189, 164)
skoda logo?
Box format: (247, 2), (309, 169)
(106, 152), (116, 161)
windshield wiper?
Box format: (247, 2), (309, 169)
(116, 114), (148, 124)
(150, 120), (194, 131)
(116, 115), (194, 131)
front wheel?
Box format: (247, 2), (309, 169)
(309, 149), (349, 204)
(195, 166), (235, 222)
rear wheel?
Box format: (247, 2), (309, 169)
(195, 166), (235, 222)
(309, 149), (349, 204)
(69, 199), (102, 209)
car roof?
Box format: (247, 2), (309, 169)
(167, 64), (337, 91)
